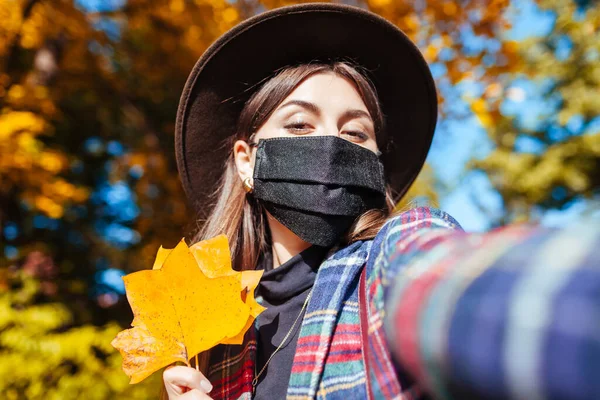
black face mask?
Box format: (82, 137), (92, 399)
(252, 136), (387, 247)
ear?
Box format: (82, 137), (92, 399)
(233, 140), (254, 182)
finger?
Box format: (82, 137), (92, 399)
(179, 389), (213, 400)
(163, 366), (213, 395)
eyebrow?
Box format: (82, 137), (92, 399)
(277, 100), (373, 124)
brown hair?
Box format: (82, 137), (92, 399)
(161, 62), (410, 397)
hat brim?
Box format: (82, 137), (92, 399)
(175, 3), (437, 216)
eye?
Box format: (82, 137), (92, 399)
(341, 130), (369, 142)
(284, 122), (313, 134)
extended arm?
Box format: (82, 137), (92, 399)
(377, 207), (600, 400)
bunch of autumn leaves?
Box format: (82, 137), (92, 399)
(111, 236), (265, 384)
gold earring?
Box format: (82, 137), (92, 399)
(243, 177), (254, 193)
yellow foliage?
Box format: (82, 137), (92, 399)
(469, 98), (495, 128)
(442, 2), (458, 17)
(400, 13), (421, 34)
(19, 3), (45, 49)
(424, 43), (440, 62)
(0, 109), (88, 218)
(0, 111), (46, 139)
(170, 0), (186, 13)
(38, 152), (65, 173)
(369, 0), (393, 8)
(0, 270), (161, 399)
(473, 132), (600, 207)
(0, 2), (22, 54)
(222, 7), (239, 23)
(33, 195), (63, 219)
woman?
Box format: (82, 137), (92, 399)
(163, 3), (600, 400)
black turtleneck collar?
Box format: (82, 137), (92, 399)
(256, 245), (329, 303)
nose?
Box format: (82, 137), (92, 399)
(320, 121), (342, 138)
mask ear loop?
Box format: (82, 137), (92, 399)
(247, 132), (259, 148)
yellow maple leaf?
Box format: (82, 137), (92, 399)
(190, 236), (265, 345)
(111, 235), (264, 384)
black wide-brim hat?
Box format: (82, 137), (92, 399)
(175, 2), (437, 215)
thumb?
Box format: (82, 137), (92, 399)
(163, 366), (213, 397)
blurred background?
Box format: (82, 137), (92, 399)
(0, 0), (599, 398)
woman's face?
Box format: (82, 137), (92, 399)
(234, 71), (379, 181)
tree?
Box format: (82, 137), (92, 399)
(469, 0), (600, 224)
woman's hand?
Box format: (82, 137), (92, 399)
(163, 365), (214, 399)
